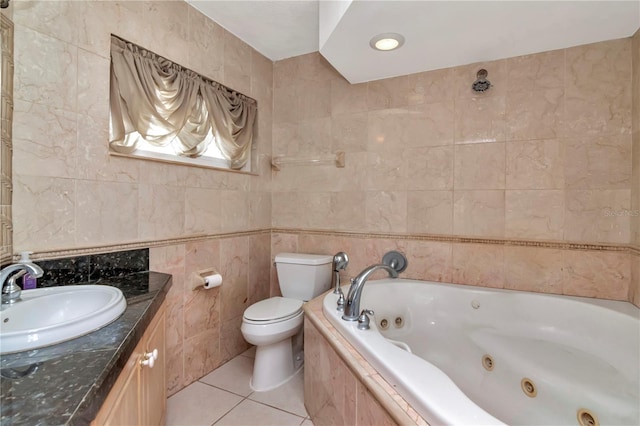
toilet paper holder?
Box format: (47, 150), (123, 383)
(192, 268), (223, 290)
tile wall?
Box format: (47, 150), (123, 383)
(631, 28), (640, 305)
(8, 1), (273, 395)
(271, 37), (638, 304)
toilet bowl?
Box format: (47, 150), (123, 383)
(240, 253), (332, 391)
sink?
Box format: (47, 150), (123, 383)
(0, 285), (127, 354)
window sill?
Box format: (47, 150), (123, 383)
(109, 150), (258, 176)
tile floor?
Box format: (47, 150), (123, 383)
(166, 347), (313, 426)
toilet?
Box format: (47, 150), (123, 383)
(241, 252), (332, 391)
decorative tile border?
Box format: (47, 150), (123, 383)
(14, 229), (271, 262)
(12, 228), (634, 263)
(272, 228), (631, 253)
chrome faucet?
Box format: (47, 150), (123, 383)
(331, 252), (349, 295)
(1, 262), (44, 304)
(342, 264), (398, 321)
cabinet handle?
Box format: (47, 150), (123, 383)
(140, 349), (159, 368)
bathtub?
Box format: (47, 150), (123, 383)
(322, 279), (640, 426)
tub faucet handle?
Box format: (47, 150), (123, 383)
(336, 290), (345, 312)
(357, 309), (374, 330)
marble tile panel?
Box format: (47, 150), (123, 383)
(187, 6), (224, 81)
(505, 190), (564, 240)
(454, 142), (505, 190)
(564, 189), (631, 244)
(505, 139), (564, 189)
(299, 80), (332, 120)
(331, 78), (368, 116)
(249, 233), (271, 306)
(453, 190), (505, 237)
(404, 145), (454, 190)
(219, 237), (249, 322)
(13, 0), (79, 45)
(296, 117), (333, 155)
(166, 344), (184, 397)
(329, 191), (367, 232)
(271, 191), (332, 229)
(454, 96), (507, 144)
(452, 243), (505, 288)
(138, 183), (185, 240)
(506, 49), (565, 93)
(407, 190), (454, 235)
(331, 111), (368, 152)
(274, 52), (337, 89)
(365, 191), (408, 233)
(184, 240), (221, 338)
(630, 252), (640, 307)
(222, 65), (252, 102)
(367, 108), (407, 148)
(367, 75), (409, 110)
(366, 150), (406, 191)
(12, 100), (77, 178)
(273, 85), (300, 124)
(356, 382), (396, 426)
(634, 30), (640, 133)
(138, 159), (188, 186)
(218, 190), (250, 232)
(506, 88), (564, 141)
(404, 240), (453, 282)
(77, 48), (110, 121)
(407, 67), (456, 105)
(144, 0), (190, 66)
(75, 180), (139, 246)
(504, 246), (564, 294)
(249, 191), (272, 230)
(184, 187), (222, 234)
(221, 315), (251, 363)
(183, 330), (221, 386)
(405, 101), (455, 147)
(563, 250), (630, 300)
(564, 134), (632, 190)
(564, 39), (632, 136)
(77, 1), (145, 59)
(12, 175), (76, 252)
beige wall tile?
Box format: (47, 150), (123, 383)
(563, 250), (630, 300)
(367, 75), (409, 110)
(506, 139), (564, 189)
(506, 49), (565, 93)
(630, 252), (640, 307)
(77, 48), (109, 120)
(504, 247), (564, 293)
(356, 382), (396, 426)
(453, 190), (505, 237)
(407, 68), (456, 105)
(221, 315), (250, 363)
(564, 134), (632, 189)
(405, 146), (454, 190)
(187, 6), (224, 81)
(452, 243), (505, 288)
(331, 78), (368, 116)
(405, 101), (455, 147)
(249, 233), (271, 306)
(365, 191), (407, 233)
(407, 191), (453, 235)
(404, 240), (452, 282)
(144, 1), (189, 66)
(454, 142), (505, 189)
(331, 112), (368, 152)
(564, 189), (631, 243)
(220, 236), (250, 322)
(13, 0), (78, 44)
(506, 88), (564, 141)
(454, 96), (506, 144)
(505, 190), (564, 240)
(138, 184), (185, 240)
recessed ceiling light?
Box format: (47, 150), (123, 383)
(370, 33), (405, 51)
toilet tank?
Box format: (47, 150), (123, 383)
(275, 253), (333, 301)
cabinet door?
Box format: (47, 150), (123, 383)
(142, 305), (166, 426)
(92, 343), (142, 426)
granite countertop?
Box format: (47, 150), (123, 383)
(0, 271), (172, 426)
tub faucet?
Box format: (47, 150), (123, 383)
(1, 262), (44, 304)
(342, 264), (398, 321)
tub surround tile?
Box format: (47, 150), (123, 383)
(367, 75), (409, 111)
(506, 49), (565, 93)
(356, 382), (397, 426)
(404, 101), (455, 147)
(404, 240), (453, 282)
(453, 96), (507, 144)
(453, 142), (505, 190)
(506, 88), (564, 141)
(563, 250), (630, 300)
(505, 190), (564, 240)
(504, 247), (564, 293)
(453, 190), (505, 237)
(405, 146), (454, 190)
(564, 189), (631, 244)
(452, 243), (505, 288)
(407, 67), (456, 105)
(630, 252), (640, 307)
(407, 190), (454, 235)
(505, 139), (564, 190)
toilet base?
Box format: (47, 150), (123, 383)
(250, 337), (303, 392)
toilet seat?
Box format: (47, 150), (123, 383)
(243, 297), (303, 324)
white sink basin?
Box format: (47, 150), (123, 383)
(0, 285), (127, 354)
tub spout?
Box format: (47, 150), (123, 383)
(342, 264), (398, 321)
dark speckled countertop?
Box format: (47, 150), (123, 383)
(0, 270), (172, 426)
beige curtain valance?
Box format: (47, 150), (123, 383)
(109, 35), (257, 169)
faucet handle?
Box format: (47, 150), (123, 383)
(357, 309), (374, 330)
(336, 289), (345, 312)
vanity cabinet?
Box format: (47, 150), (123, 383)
(92, 303), (166, 426)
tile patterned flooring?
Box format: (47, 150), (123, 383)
(166, 347), (313, 426)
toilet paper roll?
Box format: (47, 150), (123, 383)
(203, 273), (222, 289)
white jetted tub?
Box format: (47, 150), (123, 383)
(323, 279), (640, 426)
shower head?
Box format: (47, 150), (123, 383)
(472, 69), (491, 92)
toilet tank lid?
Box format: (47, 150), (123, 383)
(275, 253), (332, 265)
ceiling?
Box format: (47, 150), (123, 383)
(188, 0), (640, 84)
